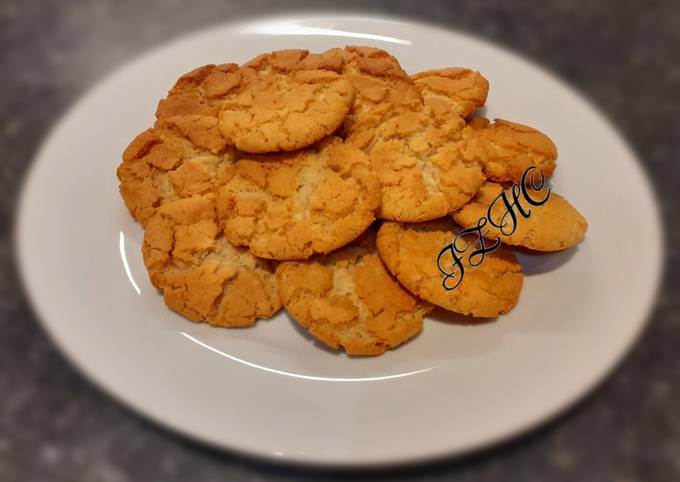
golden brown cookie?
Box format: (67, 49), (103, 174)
(411, 68), (489, 120)
(339, 46), (422, 121)
(155, 63), (243, 120)
(276, 233), (430, 355)
(217, 49), (355, 153)
(117, 119), (235, 226)
(341, 49), (492, 222)
(143, 194), (281, 327)
(377, 219), (523, 318)
(452, 181), (588, 251)
(216, 136), (380, 260)
(347, 102), (486, 222)
(467, 118), (558, 183)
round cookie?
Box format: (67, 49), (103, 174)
(452, 181), (588, 251)
(143, 194), (281, 327)
(276, 233), (430, 355)
(217, 49), (355, 153)
(377, 219), (524, 318)
(346, 102), (486, 222)
(466, 118), (558, 183)
(117, 117), (235, 226)
(216, 136), (380, 260)
(411, 68), (489, 120)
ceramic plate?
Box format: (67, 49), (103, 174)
(16, 14), (662, 466)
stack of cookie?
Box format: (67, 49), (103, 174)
(117, 47), (587, 356)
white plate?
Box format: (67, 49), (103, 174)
(17, 14), (662, 466)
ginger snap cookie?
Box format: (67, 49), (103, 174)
(276, 233), (430, 355)
(339, 46), (423, 120)
(216, 136), (380, 260)
(411, 68), (489, 120)
(143, 194), (281, 327)
(342, 50), (491, 222)
(216, 49), (355, 153)
(452, 181), (588, 251)
(347, 102), (486, 222)
(377, 219), (524, 318)
(155, 63), (243, 120)
(466, 118), (558, 183)
(117, 118), (235, 226)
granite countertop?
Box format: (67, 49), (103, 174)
(1, 1), (679, 481)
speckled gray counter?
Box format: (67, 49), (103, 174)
(1, 1), (679, 481)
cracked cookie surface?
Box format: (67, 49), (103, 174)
(217, 49), (355, 153)
(155, 63), (244, 120)
(276, 233), (430, 355)
(217, 136), (380, 260)
(411, 67), (489, 120)
(142, 194), (281, 327)
(347, 102), (486, 222)
(117, 118), (235, 226)
(338, 46), (423, 126)
(341, 51), (491, 222)
(467, 118), (558, 183)
(452, 181), (588, 251)
(377, 219), (523, 317)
